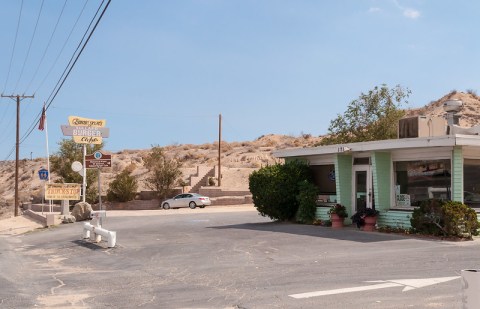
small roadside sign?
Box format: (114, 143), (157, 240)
(85, 151), (112, 168)
(45, 183), (81, 200)
(38, 168), (49, 180)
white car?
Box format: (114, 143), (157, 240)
(161, 193), (211, 209)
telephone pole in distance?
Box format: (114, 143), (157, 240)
(1, 94), (35, 216)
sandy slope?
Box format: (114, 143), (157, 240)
(1, 91), (480, 220)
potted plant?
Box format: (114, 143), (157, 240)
(351, 208), (380, 231)
(328, 204), (348, 228)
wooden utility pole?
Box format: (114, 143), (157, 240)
(218, 114), (222, 187)
(1, 94), (34, 216)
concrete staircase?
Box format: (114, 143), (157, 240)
(189, 166), (218, 193)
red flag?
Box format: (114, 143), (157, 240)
(38, 105), (46, 131)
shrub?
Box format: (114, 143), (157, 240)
(106, 170), (138, 202)
(249, 160), (312, 221)
(410, 199), (479, 238)
(351, 208), (379, 228)
(328, 204), (348, 218)
(295, 180), (318, 224)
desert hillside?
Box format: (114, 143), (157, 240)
(0, 133), (323, 218)
(1, 91), (479, 219)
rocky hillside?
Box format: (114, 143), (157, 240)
(1, 91), (479, 219)
(0, 134), (323, 217)
(406, 91), (480, 126)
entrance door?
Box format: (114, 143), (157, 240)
(353, 165), (374, 212)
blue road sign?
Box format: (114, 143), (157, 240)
(38, 168), (49, 180)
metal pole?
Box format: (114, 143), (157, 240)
(98, 167), (102, 225)
(1, 94), (34, 216)
(14, 96), (20, 216)
(83, 145), (86, 202)
(42, 180), (44, 214)
(218, 113), (222, 187)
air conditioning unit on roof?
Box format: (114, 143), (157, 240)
(398, 116), (446, 139)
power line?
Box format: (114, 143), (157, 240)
(12, 0), (45, 93)
(21, 0), (68, 96)
(2, 0), (24, 94)
(26, 0), (90, 95)
(45, 0), (107, 107)
(17, 0), (112, 151)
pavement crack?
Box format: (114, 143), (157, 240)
(51, 274), (66, 295)
(137, 295), (156, 307)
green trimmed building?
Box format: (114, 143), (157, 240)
(274, 134), (480, 228)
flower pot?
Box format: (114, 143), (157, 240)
(330, 213), (345, 228)
(362, 216), (377, 232)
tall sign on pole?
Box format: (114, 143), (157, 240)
(62, 116), (109, 202)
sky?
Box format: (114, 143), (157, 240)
(0, 0), (479, 161)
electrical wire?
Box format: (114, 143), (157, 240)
(44, 0), (106, 107)
(21, 0), (68, 97)
(2, 0), (23, 94)
(12, 0), (112, 160)
(0, 0), (24, 132)
(26, 0), (90, 95)
(12, 0), (45, 93)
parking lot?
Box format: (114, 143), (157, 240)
(1, 205), (478, 308)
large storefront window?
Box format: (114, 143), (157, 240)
(464, 159), (480, 208)
(310, 165), (337, 203)
(394, 159), (451, 207)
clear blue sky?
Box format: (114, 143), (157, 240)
(0, 0), (479, 161)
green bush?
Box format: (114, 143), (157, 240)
(296, 180), (318, 224)
(410, 199), (479, 238)
(107, 170), (138, 202)
(249, 160), (312, 221)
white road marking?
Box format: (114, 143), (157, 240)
(289, 276), (461, 299)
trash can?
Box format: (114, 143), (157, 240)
(462, 269), (480, 308)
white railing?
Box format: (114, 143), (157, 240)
(82, 210), (116, 247)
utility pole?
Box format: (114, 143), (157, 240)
(218, 114), (222, 187)
(1, 94), (35, 216)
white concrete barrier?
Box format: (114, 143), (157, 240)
(82, 210), (116, 247)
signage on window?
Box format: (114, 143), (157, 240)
(396, 194), (411, 207)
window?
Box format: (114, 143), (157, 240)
(310, 165), (337, 203)
(394, 159), (451, 207)
(464, 159), (480, 208)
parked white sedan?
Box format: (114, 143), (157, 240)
(161, 193), (211, 209)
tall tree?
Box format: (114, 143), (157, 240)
(320, 84), (410, 145)
(144, 146), (182, 200)
(50, 139), (103, 203)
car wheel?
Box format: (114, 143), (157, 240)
(163, 203), (170, 210)
(189, 201), (196, 209)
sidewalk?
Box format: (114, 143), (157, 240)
(0, 215), (44, 236)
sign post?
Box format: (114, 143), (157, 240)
(62, 116), (109, 203)
(38, 168), (49, 213)
(85, 151), (112, 221)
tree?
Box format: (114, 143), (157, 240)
(106, 169), (138, 202)
(144, 146), (182, 200)
(320, 84), (410, 145)
(50, 139), (103, 203)
(249, 160), (313, 221)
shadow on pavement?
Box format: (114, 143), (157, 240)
(71, 239), (115, 250)
(209, 221), (429, 243)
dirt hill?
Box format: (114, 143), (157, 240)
(1, 91), (479, 219)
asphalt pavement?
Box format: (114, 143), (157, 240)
(0, 205), (478, 308)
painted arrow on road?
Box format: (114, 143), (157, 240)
(289, 276), (460, 299)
